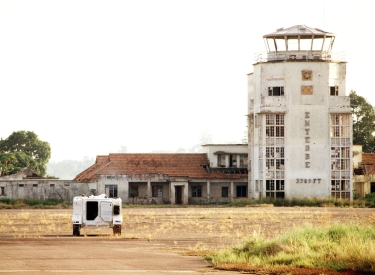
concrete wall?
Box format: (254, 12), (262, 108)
(0, 180), (89, 201)
(353, 145), (363, 168)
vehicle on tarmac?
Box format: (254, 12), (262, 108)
(71, 194), (122, 236)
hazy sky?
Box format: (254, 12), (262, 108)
(1, 1), (374, 161)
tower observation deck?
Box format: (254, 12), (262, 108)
(254, 25), (345, 63)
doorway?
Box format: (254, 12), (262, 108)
(371, 182), (375, 193)
(175, 186), (183, 204)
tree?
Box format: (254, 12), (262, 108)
(350, 91), (375, 152)
(0, 131), (51, 176)
(0, 152), (19, 176)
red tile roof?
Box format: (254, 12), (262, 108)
(74, 153), (246, 182)
(361, 153), (375, 175)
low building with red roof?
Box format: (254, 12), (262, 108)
(74, 145), (248, 204)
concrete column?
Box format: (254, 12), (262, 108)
(230, 181), (234, 202)
(207, 181), (210, 200)
(225, 155), (229, 168)
(147, 179), (151, 198)
(170, 183), (175, 204)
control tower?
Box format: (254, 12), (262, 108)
(248, 25), (352, 200)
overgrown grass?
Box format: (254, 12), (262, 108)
(1, 196), (375, 209)
(208, 224), (375, 272)
(0, 198), (71, 209)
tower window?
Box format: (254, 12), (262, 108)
(330, 86), (339, 96)
(268, 87), (284, 96)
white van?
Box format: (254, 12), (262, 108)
(72, 194), (123, 236)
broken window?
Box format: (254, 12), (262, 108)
(236, 186), (247, 197)
(330, 86), (338, 96)
(152, 185), (163, 197)
(0, 187), (4, 195)
(105, 184), (118, 198)
(222, 187), (229, 197)
(330, 114), (351, 199)
(218, 155), (226, 167)
(239, 155), (247, 168)
(192, 186), (202, 197)
(266, 180), (284, 198)
(230, 155), (237, 167)
(266, 114), (284, 137)
(268, 87), (284, 96)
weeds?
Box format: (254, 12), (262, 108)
(0, 198), (70, 209)
(209, 224), (375, 272)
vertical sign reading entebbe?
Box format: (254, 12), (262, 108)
(305, 112), (310, 168)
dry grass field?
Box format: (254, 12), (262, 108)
(0, 206), (374, 274)
(1, 206), (374, 241)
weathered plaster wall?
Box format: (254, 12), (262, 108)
(0, 180), (89, 201)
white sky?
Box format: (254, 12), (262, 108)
(1, 0), (374, 161)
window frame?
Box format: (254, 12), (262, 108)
(105, 184), (118, 198)
(268, 86), (284, 96)
(152, 185), (163, 198)
(192, 186), (202, 197)
(221, 187), (229, 198)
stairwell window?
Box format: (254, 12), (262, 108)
(268, 87), (284, 96)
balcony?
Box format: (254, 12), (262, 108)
(254, 51), (346, 63)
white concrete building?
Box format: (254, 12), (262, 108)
(248, 25), (352, 200)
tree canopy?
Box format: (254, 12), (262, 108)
(0, 131), (51, 176)
(350, 90), (375, 152)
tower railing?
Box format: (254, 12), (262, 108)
(254, 51), (346, 63)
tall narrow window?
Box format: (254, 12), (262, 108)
(264, 114), (285, 198)
(218, 155), (226, 167)
(222, 187), (229, 197)
(330, 114), (351, 199)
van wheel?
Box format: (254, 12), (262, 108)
(113, 225), (121, 236)
(73, 225), (81, 236)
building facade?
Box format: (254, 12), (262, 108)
(74, 144), (248, 205)
(248, 25), (352, 200)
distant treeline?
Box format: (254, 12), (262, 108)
(46, 157), (95, 180)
